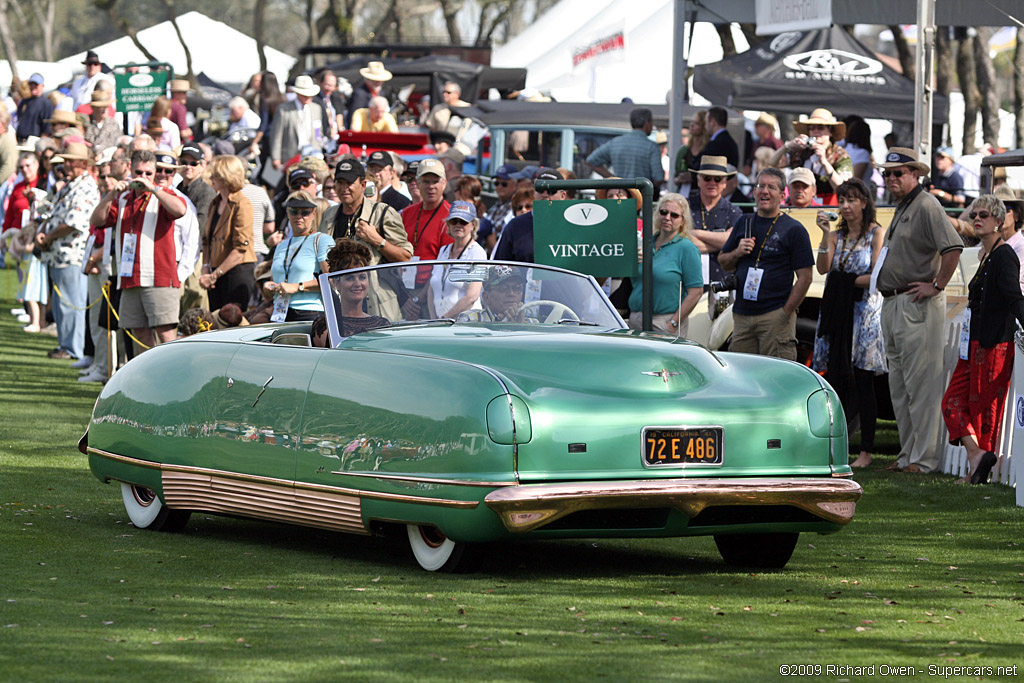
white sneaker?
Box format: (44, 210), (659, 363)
(70, 355), (94, 369)
(79, 364), (97, 376)
(10, 307), (26, 316)
(16, 313), (30, 323)
(78, 369), (108, 383)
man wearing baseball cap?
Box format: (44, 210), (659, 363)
(16, 73), (53, 141)
(367, 150), (410, 212)
(175, 143), (216, 312)
(397, 158), (452, 314)
(476, 164), (518, 253)
(786, 167), (818, 209)
(493, 168), (568, 263)
(455, 265), (536, 323)
(318, 158), (412, 320)
(92, 149), (195, 353)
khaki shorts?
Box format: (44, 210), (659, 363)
(731, 307), (797, 361)
(119, 286), (181, 329)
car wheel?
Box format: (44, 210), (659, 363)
(714, 532), (799, 568)
(120, 483), (191, 532)
(407, 524), (465, 572)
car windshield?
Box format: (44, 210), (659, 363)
(320, 260), (623, 341)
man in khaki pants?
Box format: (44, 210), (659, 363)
(874, 148), (963, 473)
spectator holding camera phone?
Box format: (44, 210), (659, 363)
(769, 108), (852, 205)
(810, 178), (887, 469)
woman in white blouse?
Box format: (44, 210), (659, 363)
(429, 200), (487, 318)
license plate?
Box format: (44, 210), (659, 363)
(643, 427), (723, 466)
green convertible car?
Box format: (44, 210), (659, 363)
(83, 261), (861, 571)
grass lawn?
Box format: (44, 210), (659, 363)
(1, 266), (1022, 682)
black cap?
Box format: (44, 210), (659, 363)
(288, 167), (314, 187)
(179, 143), (203, 160)
(366, 150), (393, 168)
(334, 159), (365, 184)
(402, 160), (419, 178)
(535, 168), (561, 182)
(283, 193), (318, 210)
(430, 130), (456, 147)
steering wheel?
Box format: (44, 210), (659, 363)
(516, 300), (580, 324)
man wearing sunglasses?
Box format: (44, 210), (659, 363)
(874, 147), (964, 475)
(175, 143), (216, 311)
(478, 164), (518, 253)
(92, 150), (196, 352)
(688, 155), (743, 283)
(718, 167), (813, 361)
(493, 168), (568, 263)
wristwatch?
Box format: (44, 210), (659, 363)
(377, 238), (387, 250)
(669, 319), (678, 328)
(932, 280), (944, 291)
(298, 282), (305, 292)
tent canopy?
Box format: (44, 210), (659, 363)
(58, 12), (295, 88)
(693, 26), (948, 123)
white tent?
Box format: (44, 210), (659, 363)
(58, 12), (296, 89)
(491, 0), (747, 104)
(0, 60), (74, 90)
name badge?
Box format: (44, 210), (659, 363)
(869, 246), (888, 295)
(401, 255), (420, 289)
(959, 308), (971, 361)
(271, 293), (289, 323)
(119, 233), (137, 278)
(743, 267), (764, 301)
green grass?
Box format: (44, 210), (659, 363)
(2, 266), (1023, 682)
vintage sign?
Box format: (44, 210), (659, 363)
(534, 199), (638, 277)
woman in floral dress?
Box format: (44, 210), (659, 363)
(811, 178), (887, 468)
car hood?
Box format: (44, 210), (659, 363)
(339, 324), (817, 399)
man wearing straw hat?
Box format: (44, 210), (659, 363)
(84, 90), (120, 154)
(269, 74), (323, 170)
(874, 147), (963, 474)
(347, 61), (394, 128)
(168, 79), (194, 142)
(34, 141), (100, 360)
(688, 155), (743, 284)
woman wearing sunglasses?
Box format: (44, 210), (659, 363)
(941, 195), (1024, 484)
(429, 201), (486, 318)
(627, 193), (703, 336)
(811, 178), (887, 469)
(263, 191), (331, 322)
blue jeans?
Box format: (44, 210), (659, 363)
(50, 265), (87, 358)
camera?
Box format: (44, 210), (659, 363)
(822, 211), (839, 221)
(709, 274), (737, 293)
(129, 180), (147, 191)
(364, 180), (376, 198)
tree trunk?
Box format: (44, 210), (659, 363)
(476, 0), (516, 47)
(715, 24), (737, 58)
(254, 0), (268, 72)
(438, 0), (463, 45)
(160, 0), (195, 82)
(958, 33), (981, 154)
(936, 26), (953, 133)
(0, 0), (20, 81)
(889, 25), (915, 80)
(1016, 28), (1024, 147)
(974, 26), (1000, 148)
(93, 0), (158, 62)
(29, 0), (56, 62)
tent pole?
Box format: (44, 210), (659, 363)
(668, 0), (690, 193)
(914, 0), (936, 163)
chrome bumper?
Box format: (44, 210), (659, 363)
(484, 477), (863, 533)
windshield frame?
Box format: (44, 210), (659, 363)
(317, 260), (625, 347)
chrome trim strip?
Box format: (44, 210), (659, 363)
(329, 470), (514, 488)
(89, 447), (479, 509)
(484, 477), (863, 533)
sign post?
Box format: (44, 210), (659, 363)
(533, 177), (655, 331)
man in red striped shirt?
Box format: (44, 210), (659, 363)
(93, 150), (190, 351)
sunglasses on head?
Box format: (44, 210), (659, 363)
(969, 210), (994, 220)
(699, 175), (726, 183)
(287, 208), (314, 217)
(881, 169), (907, 178)
(659, 208), (681, 219)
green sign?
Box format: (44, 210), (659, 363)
(534, 198), (638, 277)
(115, 70), (171, 114)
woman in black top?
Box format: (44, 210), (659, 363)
(941, 194), (1024, 484)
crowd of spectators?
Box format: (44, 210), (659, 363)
(0, 55), (1018, 482)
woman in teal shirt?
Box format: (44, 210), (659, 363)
(628, 193), (704, 336)
(265, 191), (332, 322)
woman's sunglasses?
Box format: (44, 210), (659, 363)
(659, 208), (681, 219)
(969, 210), (994, 220)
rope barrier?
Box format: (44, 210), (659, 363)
(52, 282), (103, 311)
(99, 281), (150, 350)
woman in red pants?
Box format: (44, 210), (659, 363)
(942, 194), (1024, 483)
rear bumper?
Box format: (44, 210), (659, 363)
(484, 477), (862, 533)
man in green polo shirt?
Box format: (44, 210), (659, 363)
(874, 147), (963, 474)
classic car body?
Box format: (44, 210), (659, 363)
(84, 261), (861, 571)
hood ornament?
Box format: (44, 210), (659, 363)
(642, 368), (682, 384)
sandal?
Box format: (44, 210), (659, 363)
(884, 461), (903, 472)
(970, 451), (997, 485)
(902, 464), (926, 474)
